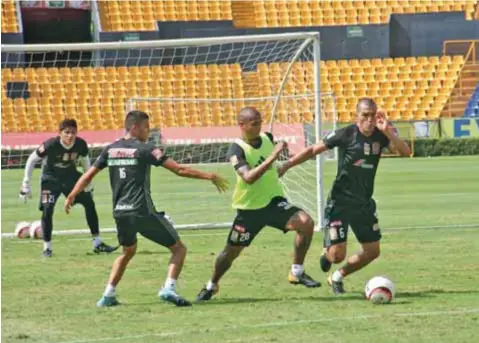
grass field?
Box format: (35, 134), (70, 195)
(2, 156), (479, 343)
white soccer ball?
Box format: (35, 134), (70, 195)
(15, 221), (31, 238)
(365, 276), (396, 304)
(29, 220), (43, 240)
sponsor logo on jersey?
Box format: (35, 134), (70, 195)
(108, 148), (137, 158)
(115, 204), (134, 210)
(108, 159), (138, 166)
(353, 159), (374, 169)
(151, 148), (164, 160)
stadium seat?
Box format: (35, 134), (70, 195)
(230, 0), (476, 28)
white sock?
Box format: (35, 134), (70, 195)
(164, 277), (177, 291)
(92, 236), (102, 247)
(103, 284), (116, 297)
(206, 280), (216, 291)
(332, 270), (344, 282)
(43, 241), (52, 251)
(291, 264), (304, 276)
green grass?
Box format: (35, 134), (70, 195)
(2, 156), (479, 343)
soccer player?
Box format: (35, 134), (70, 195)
(196, 107), (320, 301)
(64, 111), (229, 307)
(279, 98), (411, 294)
(19, 119), (116, 257)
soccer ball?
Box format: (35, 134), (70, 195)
(29, 220), (43, 239)
(365, 276), (396, 304)
(15, 221), (31, 238)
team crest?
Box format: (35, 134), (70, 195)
(363, 143), (371, 156)
(372, 142), (381, 155)
(70, 152), (78, 160)
(329, 227), (338, 240)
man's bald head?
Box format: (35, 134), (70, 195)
(237, 107), (262, 123)
(356, 98), (377, 115)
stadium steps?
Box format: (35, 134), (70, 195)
(441, 63), (479, 117)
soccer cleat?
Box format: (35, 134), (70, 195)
(159, 288), (192, 307)
(320, 254), (332, 273)
(93, 242), (119, 254)
(327, 275), (346, 295)
(196, 285), (219, 301)
(96, 295), (120, 307)
(42, 249), (52, 258)
(288, 272), (321, 288)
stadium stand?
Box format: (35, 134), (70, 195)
(98, 0), (232, 31)
(97, 1), (477, 31)
(232, 0), (477, 28)
(464, 85), (479, 117)
(1, 55), (465, 132)
(1, 0), (19, 33)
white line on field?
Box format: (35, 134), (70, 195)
(4, 223), (479, 242)
(53, 308), (479, 343)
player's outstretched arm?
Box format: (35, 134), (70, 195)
(376, 111), (411, 157)
(237, 141), (286, 185)
(19, 150), (43, 202)
(65, 167), (101, 213)
(278, 140), (328, 177)
(162, 158), (229, 193)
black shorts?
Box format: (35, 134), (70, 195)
(38, 172), (93, 211)
(114, 212), (179, 248)
(323, 198), (381, 247)
(227, 196), (302, 247)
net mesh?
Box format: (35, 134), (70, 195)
(2, 34), (335, 227)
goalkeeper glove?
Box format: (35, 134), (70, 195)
(19, 180), (32, 203)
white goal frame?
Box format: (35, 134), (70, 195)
(1, 32), (326, 236)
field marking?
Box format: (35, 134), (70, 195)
(53, 308), (479, 343)
(3, 223), (479, 241)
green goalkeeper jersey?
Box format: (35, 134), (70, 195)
(230, 133), (284, 210)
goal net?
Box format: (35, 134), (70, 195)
(1, 32), (334, 232)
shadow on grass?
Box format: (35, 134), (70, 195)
(397, 288), (479, 298)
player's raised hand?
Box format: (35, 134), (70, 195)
(19, 181), (32, 203)
(272, 141), (288, 158)
(211, 173), (229, 193)
(376, 110), (391, 132)
(64, 194), (75, 214)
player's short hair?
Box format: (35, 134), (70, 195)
(237, 107), (261, 122)
(125, 111), (149, 131)
(59, 118), (78, 132)
(356, 98), (377, 113)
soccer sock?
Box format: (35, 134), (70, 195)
(164, 277), (177, 291)
(332, 270), (344, 282)
(92, 236), (102, 247)
(43, 241), (52, 251)
(206, 280), (217, 291)
(291, 264), (304, 277)
(103, 284), (116, 297)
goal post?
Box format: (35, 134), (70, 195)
(1, 32), (335, 233)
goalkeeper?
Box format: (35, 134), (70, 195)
(19, 119), (116, 257)
(196, 107), (320, 301)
